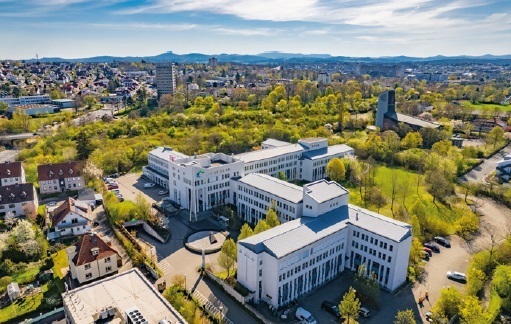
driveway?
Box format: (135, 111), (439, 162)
(461, 143), (511, 182)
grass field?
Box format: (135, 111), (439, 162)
(342, 165), (469, 234)
(0, 249), (68, 323)
(460, 101), (511, 112)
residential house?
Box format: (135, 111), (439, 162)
(66, 233), (121, 284)
(0, 183), (38, 218)
(0, 161), (26, 187)
(38, 161), (84, 194)
(49, 197), (91, 239)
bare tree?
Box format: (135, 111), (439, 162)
(390, 170), (399, 217)
(481, 221), (501, 269)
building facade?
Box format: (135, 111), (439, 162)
(0, 94), (51, 107)
(38, 161), (85, 194)
(49, 198), (91, 239)
(0, 183), (38, 218)
(237, 180), (412, 308)
(144, 138), (354, 220)
(0, 161), (26, 186)
(156, 62), (176, 97)
(66, 233), (121, 284)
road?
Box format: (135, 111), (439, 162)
(0, 149), (20, 163)
(461, 143), (511, 182)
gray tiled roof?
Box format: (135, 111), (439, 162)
(238, 173), (303, 204)
(235, 145), (304, 163)
(386, 112), (440, 129)
(301, 144), (354, 160)
(347, 204), (411, 242)
(304, 180), (348, 203)
(239, 205), (411, 259)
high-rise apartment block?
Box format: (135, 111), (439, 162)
(156, 63), (176, 97)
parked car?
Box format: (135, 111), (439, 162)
(158, 190), (169, 196)
(93, 220), (100, 227)
(117, 196), (125, 202)
(107, 184), (119, 190)
(425, 311), (434, 322)
(144, 183), (156, 188)
(295, 307), (317, 324)
(424, 242), (440, 253)
(423, 247), (433, 257)
(47, 201), (57, 207)
(111, 189), (121, 194)
(359, 307), (370, 318)
(434, 236), (451, 248)
(321, 301), (340, 318)
(447, 271), (467, 283)
(420, 251), (430, 260)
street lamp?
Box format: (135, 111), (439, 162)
(219, 306), (224, 323)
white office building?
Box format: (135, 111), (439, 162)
(0, 94), (51, 107)
(237, 180), (412, 308)
(144, 138), (353, 220)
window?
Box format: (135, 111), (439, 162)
(85, 273), (92, 279)
(72, 218), (78, 224)
(388, 256), (392, 263)
(84, 264), (91, 270)
(105, 257), (111, 263)
(389, 245), (394, 252)
(259, 269), (262, 276)
(106, 266), (112, 272)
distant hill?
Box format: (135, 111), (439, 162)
(24, 51), (511, 64)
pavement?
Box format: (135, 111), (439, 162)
(461, 143), (511, 182)
(0, 149), (20, 163)
(113, 173), (258, 324)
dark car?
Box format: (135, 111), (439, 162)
(424, 242), (440, 253)
(434, 236), (451, 248)
(422, 247), (432, 257)
(93, 220), (100, 227)
(321, 301), (340, 318)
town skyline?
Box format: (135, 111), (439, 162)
(1, 0), (511, 59)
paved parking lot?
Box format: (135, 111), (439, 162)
(113, 172), (163, 204)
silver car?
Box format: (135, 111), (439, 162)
(447, 271), (466, 282)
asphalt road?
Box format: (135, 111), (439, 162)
(461, 143), (511, 182)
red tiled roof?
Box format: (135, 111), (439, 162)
(37, 161), (84, 182)
(72, 233), (119, 266)
(0, 161), (23, 179)
(51, 197), (90, 227)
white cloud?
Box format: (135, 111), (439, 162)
(93, 22), (198, 31)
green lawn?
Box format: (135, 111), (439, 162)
(460, 101), (511, 112)
(0, 249), (68, 323)
(343, 165), (468, 233)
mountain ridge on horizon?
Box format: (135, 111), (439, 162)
(11, 50), (511, 64)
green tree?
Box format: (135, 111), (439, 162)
(432, 287), (463, 320)
(326, 158), (346, 182)
(75, 130), (94, 160)
(237, 224), (254, 241)
(0, 102), (8, 114)
(493, 265), (511, 297)
(394, 309), (417, 324)
(265, 209), (280, 228)
(353, 264), (380, 306)
(218, 238), (237, 276)
(400, 132), (423, 149)
(253, 219), (270, 234)
(410, 215), (421, 238)
(50, 89), (61, 100)
(82, 95), (97, 109)
(339, 287), (360, 323)
(11, 109), (31, 132)
(459, 295), (487, 324)
(134, 193), (151, 220)
(487, 126), (505, 150)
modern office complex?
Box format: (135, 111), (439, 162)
(143, 138), (354, 221)
(156, 62), (176, 97)
(237, 180), (412, 308)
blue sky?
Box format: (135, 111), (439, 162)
(1, 0), (510, 59)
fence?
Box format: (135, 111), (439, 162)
(203, 270), (253, 305)
(188, 288), (234, 324)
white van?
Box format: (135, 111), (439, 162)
(295, 307), (317, 324)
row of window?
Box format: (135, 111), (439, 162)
(85, 266), (112, 279)
(353, 230), (394, 251)
(352, 241), (392, 263)
(1, 177), (21, 183)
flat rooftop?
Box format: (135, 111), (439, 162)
(235, 145), (304, 164)
(149, 146), (189, 162)
(302, 144), (354, 160)
(304, 179), (349, 203)
(238, 173), (303, 204)
(62, 268), (186, 324)
(261, 138), (292, 147)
